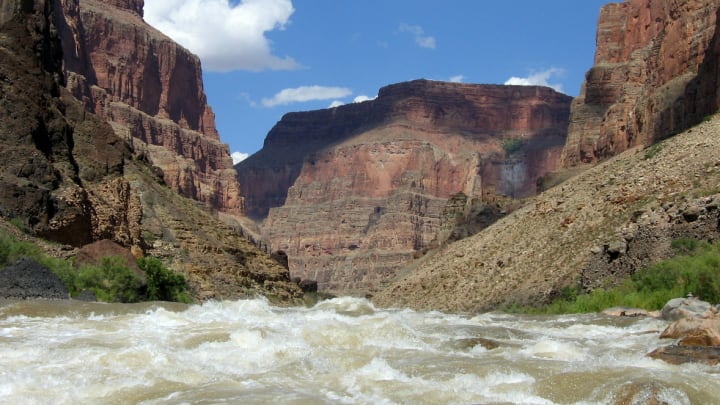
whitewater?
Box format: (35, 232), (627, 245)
(1, 297), (718, 404)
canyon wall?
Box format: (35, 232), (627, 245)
(55, 0), (243, 213)
(0, 0), (301, 303)
(562, 0), (720, 165)
(238, 80), (572, 295)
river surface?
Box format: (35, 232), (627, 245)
(0, 297), (718, 404)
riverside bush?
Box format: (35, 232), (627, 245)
(139, 257), (192, 303)
(1, 232), (191, 303)
(516, 238), (720, 314)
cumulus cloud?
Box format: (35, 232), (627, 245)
(353, 95), (376, 103)
(328, 100), (345, 108)
(504, 68), (565, 93)
(231, 151), (249, 164)
(144, 0), (298, 72)
(399, 24), (436, 49)
(262, 86), (352, 107)
(449, 75), (465, 83)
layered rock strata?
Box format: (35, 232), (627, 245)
(562, 0), (720, 165)
(55, 0), (243, 213)
(0, 0), (301, 303)
(238, 80), (572, 295)
(373, 115), (720, 312)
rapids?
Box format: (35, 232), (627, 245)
(0, 297), (718, 404)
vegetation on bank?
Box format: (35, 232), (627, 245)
(512, 238), (720, 314)
(0, 232), (191, 303)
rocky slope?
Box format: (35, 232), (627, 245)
(56, 0), (243, 213)
(372, 0), (720, 312)
(238, 81), (572, 295)
(0, 0), (301, 303)
(562, 0), (720, 166)
(373, 115), (720, 312)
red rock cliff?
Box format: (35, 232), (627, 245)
(238, 80), (572, 295)
(562, 0), (720, 165)
(55, 0), (243, 213)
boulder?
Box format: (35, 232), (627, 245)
(659, 317), (720, 346)
(0, 257), (69, 300)
(75, 239), (146, 284)
(648, 345), (720, 366)
(602, 307), (651, 317)
(661, 297), (716, 321)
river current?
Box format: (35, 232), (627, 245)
(0, 297), (718, 404)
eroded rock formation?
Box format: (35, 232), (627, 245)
(55, 0), (243, 213)
(562, 0), (720, 166)
(238, 80), (572, 295)
(0, 0), (301, 303)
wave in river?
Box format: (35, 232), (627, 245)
(1, 297), (718, 404)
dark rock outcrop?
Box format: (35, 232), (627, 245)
(0, 0), (137, 247)
(581, 195), (720, 292)
(562, 0), (720, 166)
(0, 257), (69, 300)
(239, 80), (572, 295)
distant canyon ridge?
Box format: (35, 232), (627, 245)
(238, 0), (720, 299)
(237, 81), (572, 294)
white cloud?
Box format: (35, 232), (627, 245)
(144, 0), (298, 72)
(328, 100), (345, 108)
(504, 68), (565, 93)
(262, 86), (352, 107)
(399, 24), (436, 49)
(231, 151), (249, 164)
(353, 95), (375, 103)
(449, 75), (465, 83)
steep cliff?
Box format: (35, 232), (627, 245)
(374, 115), (720, 312)
(238, 80), (572, 295)
(55, 0), (243, 213)
(562, 0), (720, 165)
(0, 0), (301, 303)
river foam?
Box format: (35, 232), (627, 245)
(1, 297), (718, 404)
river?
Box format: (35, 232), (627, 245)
(0, 297), (718, 404)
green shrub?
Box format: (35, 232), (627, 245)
(138, 257), (192, 303)
(1, 231), (192, 303)
(501, 138), (526, 155)
(61, 256), (142, 303)
(0, 232), (42, 266)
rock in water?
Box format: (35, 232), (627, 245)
(0, 257), (69, 300)
(661, 297), (717, 321)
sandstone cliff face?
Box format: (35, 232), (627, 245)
(374, 115), (720, 312)
(55, 0), (243, 213)
(238, 80), (572, 295)
(562, 0), (720, 165)
(0, 0), (301, 303)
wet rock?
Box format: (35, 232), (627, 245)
(298, 279), (318, 293)
(601, 307), (651, 317)
(661, 297), (715, 321)
(659, 317), (720, 346)
(0, 257), (69, 300)
(648, 345), (720, 366)
(613, 381), (680, 404)
(451, 337), (500, 351)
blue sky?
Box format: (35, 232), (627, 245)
(144, 0), (610, 163)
